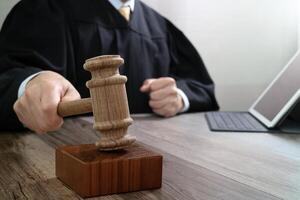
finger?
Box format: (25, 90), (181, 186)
(61, 84), (81, 102)
(37, 85), (63, 132)
(25, 89), (53, 133)
(19, 91), (40, 131)
(14, 71), (77, 133)
(149, 95), (178, 109)
(149, 85), (177, 101)
(140, 79), (156, 92)
(153, 104), (177, 118)
(148, 77), (176, 92)
(14, 96), (45, 133)
(37, 82), (80, 132)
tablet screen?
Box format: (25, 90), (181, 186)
(250, 51), (300, 127)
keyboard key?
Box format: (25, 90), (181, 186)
(205, 112), (268, 132)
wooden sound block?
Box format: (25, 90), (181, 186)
(55, 143), (163, 198)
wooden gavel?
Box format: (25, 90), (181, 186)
(57, 55), (136, 151)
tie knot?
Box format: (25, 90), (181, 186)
(119, 6), (131, 21)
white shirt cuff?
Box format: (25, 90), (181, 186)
(18, 72), (42, 98)
(176, 88), (190, 113)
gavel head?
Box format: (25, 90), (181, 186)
(83, 55), (136, 151)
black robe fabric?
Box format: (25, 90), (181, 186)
(0, 0), (219, 131)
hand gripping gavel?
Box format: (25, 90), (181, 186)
(57, 55), (136, 151)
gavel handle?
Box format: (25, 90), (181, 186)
(57, 98), (93, 117)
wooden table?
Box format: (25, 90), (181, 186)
(0, 113), (299, 200)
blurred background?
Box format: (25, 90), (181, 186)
(0, 0), (299, 111)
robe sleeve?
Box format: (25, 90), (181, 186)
(0, 0), (67, 131)
(167, 21), (219, 112)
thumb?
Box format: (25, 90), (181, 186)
(140, 79), (156, 92)
(61, 85), (81, 102)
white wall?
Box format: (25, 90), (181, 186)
(143, 0), (299, 111)
(298, 0), (300, 48)
(0, 0), (299, 111)
(0, 0), (19, 29)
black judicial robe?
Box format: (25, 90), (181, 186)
(0, 0), (219, 131)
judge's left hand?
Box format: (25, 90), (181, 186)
(140, 77), (183, 117)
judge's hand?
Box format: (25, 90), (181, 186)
(140, 77), (183, 117)
(13, 71), (80, 134)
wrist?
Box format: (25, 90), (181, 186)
(176, 88), (190, 113)
(177, 94), (184, 111)
(18, 72), (44, 98)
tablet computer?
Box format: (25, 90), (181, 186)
(249, 50), (300, 128)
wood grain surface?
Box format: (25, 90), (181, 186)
(57, 55), (136, 150)
(58, 98), (92, 117)
(84, 55), (135, 150)
(56, 143), (162, 197)
(0, 113), (299, 200)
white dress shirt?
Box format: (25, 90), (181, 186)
(18, 0), (190, 112)
(109, 0), (135, 11)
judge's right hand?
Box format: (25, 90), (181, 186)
(13, 71), (81, 134)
